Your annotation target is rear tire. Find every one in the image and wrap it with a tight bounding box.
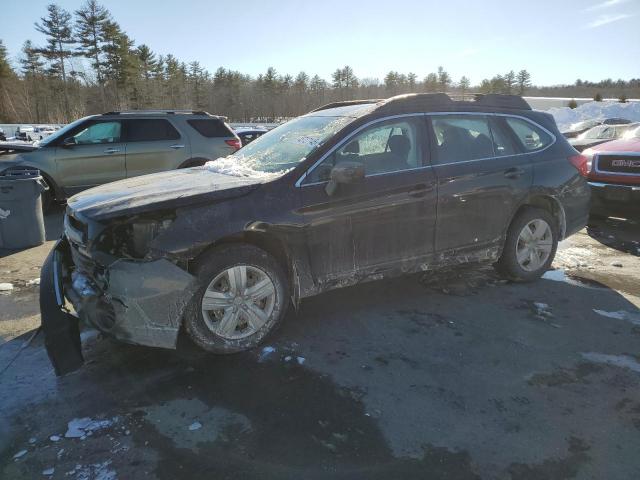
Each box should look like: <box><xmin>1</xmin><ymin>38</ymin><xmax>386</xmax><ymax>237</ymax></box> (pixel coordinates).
<box><xmin>495</xmin><ymin>207</ymin><xmax>558</xmax><ymax>282</ymax></box>
<box><xmin>184</xmin><ymin>244</ymin><xmax>290</xmax><ymax>354</ymax></box>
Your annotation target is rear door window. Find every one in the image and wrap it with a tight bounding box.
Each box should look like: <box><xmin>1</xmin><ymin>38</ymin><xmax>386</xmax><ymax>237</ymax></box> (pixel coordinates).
<box><xmin>187</xmin><ymin>119</ymin><xmax>234</xmax><ymax>138</ymax></box>
<box><xmin>430</xmin><ymin>115</ymin><xmax>495</xmax><ymax>164</ymax></box>
<box><xmin>504</xmin><ymin>117</ymin><xmax>552</xmax><ymax>151</ymax></box>
<box><xmin>125</xmin><ymin>119</ymin><xmax>180</xmax><ymax>142</ymax></box>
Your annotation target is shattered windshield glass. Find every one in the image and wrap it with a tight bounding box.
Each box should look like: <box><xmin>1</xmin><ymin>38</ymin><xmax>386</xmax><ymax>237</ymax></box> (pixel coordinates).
<box><xmin>205</xmin><ymin>114</ymin><xmax>354</xmax><ymax>179</ymax></box>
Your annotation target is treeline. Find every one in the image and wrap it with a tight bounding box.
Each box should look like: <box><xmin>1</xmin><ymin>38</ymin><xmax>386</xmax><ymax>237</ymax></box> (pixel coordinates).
<box><xmin>0</xmin><ymin>1</ymin><xmax>639</xmax><ymax>124</ymax></box>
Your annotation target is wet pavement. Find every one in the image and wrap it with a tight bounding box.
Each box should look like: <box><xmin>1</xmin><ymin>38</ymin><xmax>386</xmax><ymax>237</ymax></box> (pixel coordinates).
<box><xmin>1</xmin><ymin>214</ymin><xmax>639</xmax><ymax>479</ymax></box>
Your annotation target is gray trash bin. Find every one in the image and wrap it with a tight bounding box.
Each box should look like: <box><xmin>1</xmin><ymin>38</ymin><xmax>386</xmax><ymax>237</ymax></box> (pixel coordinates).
<box><xmin>0</xmin><ymin>168</ymin><xmax>47</xmax><ymax>249</ymax></box>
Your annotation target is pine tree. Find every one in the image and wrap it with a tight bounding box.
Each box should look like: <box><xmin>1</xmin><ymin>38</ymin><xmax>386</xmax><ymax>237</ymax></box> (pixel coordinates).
<box><xmin>516</xmin><ymin>70</ymin><xmax>531</xmax><ymax>95</ymax></box>
<box><xmin>437</xmin><ymin>66</ymin><xmax>451</xmax><ymax>92</ymax></box>
<box><xmin>75</xmin><ymin>0</ymin><xmax>111</xmax><ymax>109</ymax></box>
<box><xmin>594</xmin><ymin>92</ymin><xmax>603</xmax><ymax>102</ymax></box>
<box><xmin>0</xmin><ymin>39</ymin><xmax>20</xmax><ymax>122</ymax></box>
<box><xmin>20</xmin><ymin>40</ymin><xmax>47</xmax><ymax>121</ymax></box>
<box><xmin>34</xmin><ymin>4</ymin><xmax>75</xmax><ymax>118</ymax></box>
<box><xmin>504</xmin><ymin>70</ymin><xmax>516</xmax><ymax>94</ymax></box>
<box><xmin>568</xmin><ymin>99</ymin><xmax>578</xmax><ymax>109</ymax></box>
<box><xmin>458</xmin><ymin>76</ymin><xmax>471</xmax><ymax>98</ymax></box>
<box><xmin>423</xmin><ymin>73</ymin><xmax>438</xmax><ymax>92</ymax></box>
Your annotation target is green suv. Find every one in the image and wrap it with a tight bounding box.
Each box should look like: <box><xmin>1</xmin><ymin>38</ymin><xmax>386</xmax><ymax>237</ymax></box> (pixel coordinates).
<box><xmin>0</xmin><ymin>110</ymin><xmax>241</xmax><ymax>206</ymax></box>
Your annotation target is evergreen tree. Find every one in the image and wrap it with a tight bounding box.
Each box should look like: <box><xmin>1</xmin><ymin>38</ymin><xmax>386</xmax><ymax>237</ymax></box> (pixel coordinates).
<box><xmin>568</xmin><ymin>99</ymin><xmax>578</xmax><ymax>109</ymax></box>
<box><xmin>437</xmin><ymin>66</ymin><xmax>451</xmax><ymax>92</ymax></box>
<box><xmin>504</xmin><ymin>70</ymin><xmax>516</xmax><ymax>94</ymax></box>
<box><xmin>458</xmin><ymin>76</ymin><xmax>471</xmax><ymax>98</ymax></box>
<box><xmin>75</xmin><ymin>0</ymin><xmax>111</xmax><ymax>109</ymax></box>
<box><xmin>20</xmin><ymin>40</ymin><xmax>47</xmax><ymax>121</ymax></box>
<box><xmin>423</xmin><ymin>73</ymin><xmax>438</xmax><ymax>92</ymax></box>
<box><xmin>34</xmin><ymin>4</ymin><xmax>75</xmax><ymax>117</ymax></box>
<box><xmin>594</xmin><ymin>92</ymin><xmax>603</xmax><ymax>102</ymax></box>
<box><xmin>516</xmin><ymin>69</ymin><xmax>531</xmax><ymax>95</ymax></box>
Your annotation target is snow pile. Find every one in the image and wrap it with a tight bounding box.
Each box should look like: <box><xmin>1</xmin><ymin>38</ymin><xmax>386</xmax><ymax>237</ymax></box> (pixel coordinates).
<box><xmin>547</xmin><ymin>101</ymin><xmax>640</xmax><ymax>132</ymax></box>
<box><xmin>204</xmin><ymin>157</ymin><xmax>290</xmax><ymax>181</ymax></box>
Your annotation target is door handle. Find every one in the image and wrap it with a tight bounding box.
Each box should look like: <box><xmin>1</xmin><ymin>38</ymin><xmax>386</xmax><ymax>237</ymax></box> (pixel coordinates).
<box><xmin>104</xmin><ymin>148</ymin><xmax>120</xmax><ymax>154</ymax></box>
<box><xmin>169</xmin><ymin>144</ymin><xmax>185</xmax><ymax>150</ymax></box>
<box><xmin>504</xmin><ymin>167</ymin><xmax>526</xmax><ymax>179</ymax></box>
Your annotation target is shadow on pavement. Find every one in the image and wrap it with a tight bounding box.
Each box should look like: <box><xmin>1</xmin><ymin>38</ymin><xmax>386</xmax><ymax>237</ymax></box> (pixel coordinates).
<box><xmin>587</xmin><ymin>216</ymin><xmax>640</xmax><ymax>257</ymax></box>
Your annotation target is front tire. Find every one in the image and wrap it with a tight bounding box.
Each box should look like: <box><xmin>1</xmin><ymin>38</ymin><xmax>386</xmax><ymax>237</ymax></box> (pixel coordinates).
<box><xmin>495</xmin><ymin>207</ymin><xmax>558</xmax><ymax>282</ymax></box>
<box><xmin>184</xmin><ymin>244</ymin><xmax>290</xmax><ymax>354</ymax></box>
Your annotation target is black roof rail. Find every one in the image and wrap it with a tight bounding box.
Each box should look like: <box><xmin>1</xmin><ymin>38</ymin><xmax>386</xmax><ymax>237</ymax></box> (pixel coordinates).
<box><xmin>375</xmin><ymin>92</ymin><xmax>531</xmax><ymax>113</ymax></box>
<box><xmin>101</xmin><ymin>109</ymin><xmax>215</xmax><ymax>116</ymax></box>
<box><xmin>311</xmin><ymin>99</ymin><xmax>381</xmax><ymax>112</ymax></box>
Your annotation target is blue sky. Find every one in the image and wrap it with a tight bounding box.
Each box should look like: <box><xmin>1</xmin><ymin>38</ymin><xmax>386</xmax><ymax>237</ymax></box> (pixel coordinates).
<box><xmin>2</xmin><ymin>0</ymin><xmax>639</xmax><ymax>85</ymax></box>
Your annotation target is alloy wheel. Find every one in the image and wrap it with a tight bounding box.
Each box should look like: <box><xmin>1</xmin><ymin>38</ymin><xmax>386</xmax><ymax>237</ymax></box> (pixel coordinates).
<box><xmin>201</xmin><ymin>265</ymin><xmax>276</xmax><ymax>340</ymax></box>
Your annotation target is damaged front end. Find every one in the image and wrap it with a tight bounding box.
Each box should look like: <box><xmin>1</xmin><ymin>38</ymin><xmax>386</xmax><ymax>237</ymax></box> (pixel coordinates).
<box><xmin>40</xmin><ymin>209</ymin><xmax>197</xmax><ymax>376</ymax></box>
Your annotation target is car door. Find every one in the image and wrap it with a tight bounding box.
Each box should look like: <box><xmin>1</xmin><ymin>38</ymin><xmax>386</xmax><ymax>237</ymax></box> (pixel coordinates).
<box><xmin>299</xmin><ymin>116</ymin><xmax>437</xmax><ymax>281</ymax></box>
<box><xmin>428</xmin><ymin>113</ymin><xmax>533</xmax><ymax>253</ymax></box>
<box><xmin>123</xmin><ymin>118</ymin><xmax>190</xmax><ymax>177</ymax></box>
<box><xmin>54</xmin><ymin>119</ymin><xmax>125</xmax><ymax>194</ymax></box>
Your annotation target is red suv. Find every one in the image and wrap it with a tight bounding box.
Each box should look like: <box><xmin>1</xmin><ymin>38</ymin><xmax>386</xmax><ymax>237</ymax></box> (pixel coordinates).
<box><xmin>585</xmin><ymin>136</ymin><xmax>640</xmax><ymax>219</ymax></box>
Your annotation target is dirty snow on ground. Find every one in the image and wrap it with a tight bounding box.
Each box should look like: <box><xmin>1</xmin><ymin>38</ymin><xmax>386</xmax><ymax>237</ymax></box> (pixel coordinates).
<box><xmin>0</xmin><ymin>282</ymin><xmax>14</xmax><ymax>292</ymax></box>
<box><xmin>67</xmin><ymin>460</ymin><xmax>117</xmax><ymax>480</ymax></box>
<box><xmin>593</xmin><ymin>309</ymin><xmax>640</xmax><ymax>326</ymax></box>
<box><xmin>582</xmin><ymin>352</ymin><xmax>640</xmax><ymax>373</ymax></box>
<box><xmin>547</xmin><ymin>101</ymin><xmax>640</xmax><ymax>132</ymax></box>
<box><xmin>65</xmin><ymin>417</ymin><xmax>118</xmax><ymax>439</ymax></box>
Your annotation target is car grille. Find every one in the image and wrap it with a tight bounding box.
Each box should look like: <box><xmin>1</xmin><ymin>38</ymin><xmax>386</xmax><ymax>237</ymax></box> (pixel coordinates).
<box><xmin>596</xmin><ymin>154</ymin><xmax>640</xmax><ymax>175</ymax></box>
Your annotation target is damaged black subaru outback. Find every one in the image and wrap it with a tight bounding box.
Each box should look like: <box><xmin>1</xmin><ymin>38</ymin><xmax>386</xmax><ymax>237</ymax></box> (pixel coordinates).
<box><xmin>41</xmin><ymin>94</ymin><xmax>591</xmax><ymax>375</ymax></box>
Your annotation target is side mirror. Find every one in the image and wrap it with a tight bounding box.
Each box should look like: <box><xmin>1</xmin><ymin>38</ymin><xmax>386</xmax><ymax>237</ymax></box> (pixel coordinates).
<box><xmin>325</xmin><ymin>161</ymin><xmax>365</xmax><ymax>196</ymax></box>
<box><xmin>61</xmin><ymin>137</ymin><xmax>76</xmax><ymax>148</ymax></box>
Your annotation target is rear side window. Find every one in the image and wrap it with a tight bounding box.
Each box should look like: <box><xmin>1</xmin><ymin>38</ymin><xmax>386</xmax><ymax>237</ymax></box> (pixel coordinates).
<box><xmin>187</xmin><ymin>119</ymin><xmax>234</xmax><ymax>138</ymax></box>
<box><xmin>504</xmin><ymin>117</ymin><xmax>552</xmax><ymax>151</ymax></box>
<box><xmin>125</xmin><ymin>119</ymin><xmax>180</xmax><ymax>142</ymax></box>
<box><xmin>430</xmin><ymin>115</ymin><xmax>496</xmax><ymax>164</ymax></box>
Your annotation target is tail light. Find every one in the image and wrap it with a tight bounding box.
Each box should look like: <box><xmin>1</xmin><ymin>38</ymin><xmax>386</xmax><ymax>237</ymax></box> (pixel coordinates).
<box><xmin>568</xmin><ymin>154</ymin><xmax>591</xmax><ymax>177</ymax></box>
<box><xmin>225</xmin><ymin>139</ymin><xmax>241</xmax><ymax>150</ymax></box>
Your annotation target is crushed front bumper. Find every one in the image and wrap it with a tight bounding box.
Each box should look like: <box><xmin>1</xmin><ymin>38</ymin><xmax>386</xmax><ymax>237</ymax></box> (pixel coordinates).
<box><xmin>40</xmin><ymin>238</ymin><xmax>197</xmax><ymax>376</ymax></box>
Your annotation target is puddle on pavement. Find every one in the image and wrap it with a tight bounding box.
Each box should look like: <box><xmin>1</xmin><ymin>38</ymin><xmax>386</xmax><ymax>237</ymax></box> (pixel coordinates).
<box><xmin>542</xmin><ymin>269</ymin><xmax>607</xmax><ymax>289</ymax></box>
<box><xmin>2</xmin><ymin>338</ymin><xmax>482</xmax><ymax>480</ymax></box>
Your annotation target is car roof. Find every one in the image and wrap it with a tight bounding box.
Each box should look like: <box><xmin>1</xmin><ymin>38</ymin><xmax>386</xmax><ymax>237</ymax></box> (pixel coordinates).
<box><xmin>308</xmin><ymin>93</ymin><xmax>533</xmax><ymax>119</ymax></box>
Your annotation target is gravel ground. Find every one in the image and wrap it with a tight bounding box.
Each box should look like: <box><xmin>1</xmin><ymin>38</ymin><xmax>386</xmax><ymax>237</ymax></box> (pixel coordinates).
<box><xmin>0</xmin><ymin>210</ymin><xmax>639</xmax><ymax>480</ymax></box>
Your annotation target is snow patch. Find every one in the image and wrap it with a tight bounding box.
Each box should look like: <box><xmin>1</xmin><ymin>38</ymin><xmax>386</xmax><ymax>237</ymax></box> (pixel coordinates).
<box><xmin>42</xmin><ymin>467</ymin><xmax>54</xmax><ymax>476</ymax></box>
<box><xmin>0</xmin><ymin>283</ymin><xmax>14</xmax><ymax>291</ymax></box>
<box><xmin>69</xmin><ymin>460</ymin><xmax>117</xmax><ymax>480</ymax></box>
<box><xmin>204</xmin><ymin>157</ymin><xmax>289</xmax><ymax>180</ymax></box>
<box><xmin>582</xmin><ymin>352</ymin><xmax>640</xmax><ymax>373</ymax></box>
<box><xmin>13</xmin><ymin>449</ymin><xmax>27</xmax><ymax>460</ymax></box>
<box><xmin>27</xmin><ymin>278</ymin><xmax>40</xmax><ymax>286</ymax></box>
<box><xmin>65</xmin><ymin>416</ymin><xmax>117</xmax><ymax>438</ymax></box>
<box><xmin>258</xmin><ymin>345</ymin><xmax>276</xmax><ymax>362</ymax></box>
<box><xmin>593</xmin><ymin>309</ymin><xmax>640</xmax><ymax>326</ymax></box>
<box><xmin>547</xmin><ymin>101</ymin><xmax>640</xmax><ymax>132</ymax></box>
<box><xmin>0</xmin><ymin>208</ymin><xmax>10</xmax><ymax>220</ymax></box>
<box><xmin>296</xmin><ymin>356</ymin><xmax>306</xmax><ymax>365</ymax></box>
<box><xmin>188</xmin><ymin>421</ymin><xmax>202</xmax><ymax>431</ymax></box>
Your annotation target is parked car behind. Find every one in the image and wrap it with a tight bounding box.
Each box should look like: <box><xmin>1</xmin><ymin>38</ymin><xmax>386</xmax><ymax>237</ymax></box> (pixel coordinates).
<box><xmin>40</xmin><ymin>93</ymin><xmax>591</xmax><ymax>375</ymax></box>
<box><xmin>584</xmin><ymin>138</ymin><xmax>640</xmax><ymax>219</ymax></box>
<box><xmin>235</xmin><ymin>127</ymin><xmax>268</xmax><ymax>146</ymax></box>
<box><xmin>0</xmin><ymin>127</ymin><xmax>5</xmax><ymax>142</ymax></box>
<box><xmin>569</xmin><ymin>122</ymin><xmax>639</xmax><ymax>152</ymax></box>
<box><xmin>0</xmin><ymin>110</ymin><xmax>240</xmax><ymax>207</ymax></box>
<box><xmin>562</xmin><ymin>118</ymin><xmax>632</xmax><ymax>139</ymax></box>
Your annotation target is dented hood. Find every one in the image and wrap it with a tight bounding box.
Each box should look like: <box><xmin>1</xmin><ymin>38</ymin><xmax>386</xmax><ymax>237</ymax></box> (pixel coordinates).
<box><xmin>67</xmin><ymin>167</ymin><xmax>262</xmax><ymax>221</ymax></box>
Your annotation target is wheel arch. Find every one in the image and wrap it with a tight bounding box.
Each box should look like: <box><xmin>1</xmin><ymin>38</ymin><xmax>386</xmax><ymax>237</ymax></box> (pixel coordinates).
<box><xmin>188</xmin><ymin>227</ymin><xmax>307</xmax><ymax>309</ymax></box>
<box><xmin>510</xmin><ymin>194</ymin><xmax>567</xmax><ymax>240</ymax></box>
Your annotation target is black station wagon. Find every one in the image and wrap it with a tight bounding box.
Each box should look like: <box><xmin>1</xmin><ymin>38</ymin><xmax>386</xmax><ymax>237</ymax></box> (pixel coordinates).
<box><xmin>41</xmin><ymin>93</ymin><xmax>591</xmax><ymax>375</ymax></box>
